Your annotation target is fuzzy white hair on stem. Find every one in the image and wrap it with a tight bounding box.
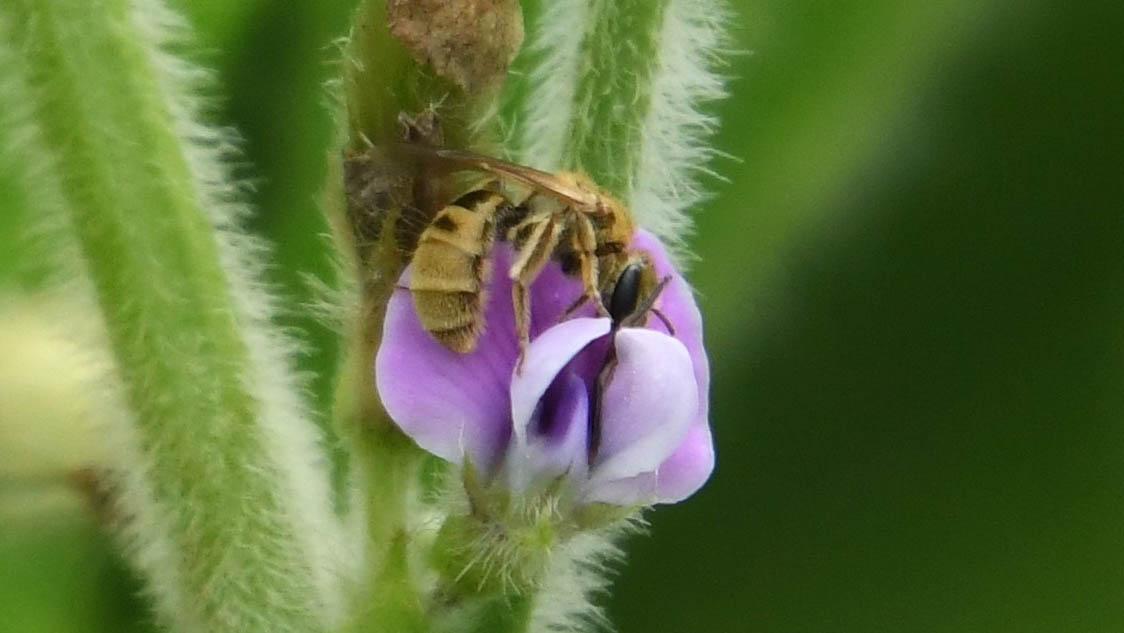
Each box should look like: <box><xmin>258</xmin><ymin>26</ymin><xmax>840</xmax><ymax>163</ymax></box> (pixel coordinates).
<box><xmin>517</xmin><ymin>0</ymin><xmax>591</xmax><ymax>173</ymax></box>
<box><xmin>0</xmin><ymin>0</ymin><xmax>350</xmax><ymax>631</ymax></box>
<box><xmin>528</xmin><ymin>520</ymin><xmax>642</xmax><ymax>633</ymax></box>
<box><xmin>629</xmin><ymin>0</ymin><xmax>732</xmax><ymax>255</ymax></box>
<box><xmin>129</xmin><ymin>1</ymin><xmax>353</xmax><ymax>626</ymax></box>
<box><xmin>518</xmin><ymin>0</ymin><xmax>731</xmax><ymax>261</ymax></box>
<box><xmin>0</xmin><ymin>11</ymin><xmax>202</xmax><ymax>629</ymax></box>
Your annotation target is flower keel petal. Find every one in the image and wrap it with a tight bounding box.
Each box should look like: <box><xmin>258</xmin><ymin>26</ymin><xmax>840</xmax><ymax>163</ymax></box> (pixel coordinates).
<box><xmin>509</xmin><ymin>371</ymin><xmax>590</xmax><ymax>491</ymax></box>
<box><xmin>509</xmin><ymin>317</ymin><xmax>611</xmax><ymax>441</ymax></box>
<box><xmin>588</xmin><ymin>328</ymin><xmax>697</xmax><ymax>486</ymax></box>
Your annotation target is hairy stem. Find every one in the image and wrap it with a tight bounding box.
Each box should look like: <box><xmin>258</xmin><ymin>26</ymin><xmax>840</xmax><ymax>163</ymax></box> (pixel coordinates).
<box><xmin>331</xmin><ymin>1</ymin><xmax>527</xmax><ymax>629</ymax></box>
<box><xmin>518</xmin><ymin>0</ymin><xmax>667</xmax><ymax>187</ymax></box>
<box><xmin>518</xmin><ymin>0</ymin><xmax>729</xmax><ymax>252</ymax></box>
<box><xmin>0</xmin><ymin>1</ymin><xmax>341</xmax><ymax>631</ymax></box>
<box><xmin>433</xmin><ymin>593</ymin><xmax>535</xmax><ymax>633</ymax></box>
<box><xmin>428</xmin><ymin>511</ymin><xmax>546</xmax><ymax>633</ymax></box>
<box><xmin>566</xmin><ymin>0</ymin><xmax>669</xmax><ymax>196</ymax></box>
<box><xmin>333</xmin><ymin>1</ymin><xmax>519</xmax><ymax>630</ymax></box>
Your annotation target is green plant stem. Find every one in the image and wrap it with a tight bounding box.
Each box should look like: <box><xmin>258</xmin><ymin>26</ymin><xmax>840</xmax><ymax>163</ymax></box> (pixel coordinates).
<box><xmin>561</xmin><ymin>0</ymin><xmax>668</xmax><ymax>196</ymax></box>
<box><xmin>328</xmin><ymin>269</ymin><xmax>428</xmax><ymax>632</ymax></box>
<box><xmin>344</xmin><ymin>0</ymin><xmax>488</xmax><ymax>153</ymax></box>
<box><xmin>332</xmin><ymin>2</ymin><xmax>533</xmax><ymax>631</ymax></box>
<box><xmin>1</xmin><ymin>1</ymin><xmax>336</xmax><ymax>631</ymax></box>
<box><xmin>365</xmin><ymin>532</ymin><xmax>430</xmax><ymax>633</ymax></box>
<box><xmin>344</xmin><ymin>0</ymin><xmax>413</xmax><ymax>150</ymax></box>
<box><xmin>517</xmin><ymin>0</ymin><xmax>669</xmax><ymax>197</ymax></box>
<box><xmin>432</xmin><ymin>592</ymin><xmax>535</xmax><ymax>633</ymax></box>
<box><xmin>332</xmin><ymin>2</ymin><xmax>498</xmax><ymax>629</ymax></box>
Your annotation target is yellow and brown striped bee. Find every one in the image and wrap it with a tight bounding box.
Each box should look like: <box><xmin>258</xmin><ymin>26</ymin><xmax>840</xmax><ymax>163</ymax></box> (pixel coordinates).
<box><xmin>408</xmin><ymin>187</ymin><xmax>516</xmax><ymax>353</ymax></box>
<box><xmin>371</xmin><ymin>140</ymin><xmax>671</xmax><ymax>359</ymax></box>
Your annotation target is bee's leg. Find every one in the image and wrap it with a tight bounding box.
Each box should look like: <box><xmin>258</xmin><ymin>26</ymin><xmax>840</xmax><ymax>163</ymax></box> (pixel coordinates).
<box><xmin>512</xmin><ymin>280</ymin><xmax>532</xmax><ymax>371</ymax></box>
<box><xmin>561</xmin><ymin>293</ymin><xmax>590</xmax><ymax>319</ymax></box>
<box><xmin>507</xmin><ymin>217</ymin><xmax>552</xmax><ymax>279</ymax></box>
<box><xmin>575</xmin><ymin>214</ymin><xmax>608</xmax><ymax>316</ymax></box>
<box><xmin>506</xmin><ymin>192</ymin><xmax>562</xmax><ymax>243</ymax></box>
<box><xmin>510</xmin><ymin>218</ymin><xmax>563</xmax><ymax>371</ymax></box>
<box><xmin>505</xmin><ymin>209</ymin><xmax>549</xmax><ymax>245</ymax></box>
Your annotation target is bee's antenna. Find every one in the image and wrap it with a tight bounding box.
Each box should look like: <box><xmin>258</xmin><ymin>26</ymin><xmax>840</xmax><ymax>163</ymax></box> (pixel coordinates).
<box><xmin>651</xmin><ymin>308</ymin><xmax>676</xmax><ymax>335</ymax></box>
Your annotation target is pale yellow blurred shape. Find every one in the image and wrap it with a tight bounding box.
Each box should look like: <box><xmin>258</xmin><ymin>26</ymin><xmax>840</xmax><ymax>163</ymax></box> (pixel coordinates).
<box><xmin>0</xmin><ymin>299</ymin><xmax>112</xmax><ymax>481</ymax></box>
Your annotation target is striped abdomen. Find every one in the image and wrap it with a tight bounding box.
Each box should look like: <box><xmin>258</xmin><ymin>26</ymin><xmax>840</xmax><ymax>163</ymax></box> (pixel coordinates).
<box><xmin>410</xmin><ymin>190</ymin><xmax>507</xmax><ymax>353</ymax></box>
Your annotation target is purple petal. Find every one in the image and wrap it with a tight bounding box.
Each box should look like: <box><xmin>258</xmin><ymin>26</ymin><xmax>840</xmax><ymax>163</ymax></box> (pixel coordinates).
<box><xmin>509</xmin><ymin>318</ymin><xmax>611</xmax><ymax>443</ymax></box>
<box><xmin>584</xmin><ymin>428</ymin><xmax>715</xmax><ymax>506</ymax></box>
<box><xmin>508</xmin><ymin>371</ymin><xmax>590</xmax><ymax>491</ymax></box>
<box><xmin>632</xmin><ymin>231</ymin><xmax>708</xmax><ymax>407</ymax></box>
<box><xmin>526</xmin><ymin>253</ymin><xmax>599</xmax><ymax>333</ymax></box>
<box><xmin>632</xmin><ymin>231</ymin><xmax>713</xmax><ymax>500</ymax></box>
<box><xmin>655</xmin><ymin>424</ymin><xmax>715</xmax><ymax>503</ymax></box>
<box><xmin>507</xmin><ymin>318</ymin><xmax>608</xmax><ymax>491</ymax></box>
<box><xmin>587</xmin><ymin>328</ymin><xmax>697</xmax><ymax>487</ymax></box>
<box><xmin>583</xmin><ymin>472</ymin><xmax>657</xmax><ymax>506</ymax></box>
<box><xmin>375</xmin><ymin>256</ymin><xmax>518</xmax><ymax>474</ymax></box>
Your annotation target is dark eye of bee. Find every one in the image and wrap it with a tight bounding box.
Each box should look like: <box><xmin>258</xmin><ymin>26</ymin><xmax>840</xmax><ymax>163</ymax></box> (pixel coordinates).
<box><xmin>609</xmin><ymin>263</ymin><xmax>643</xmax><ymax>324</ymax></box>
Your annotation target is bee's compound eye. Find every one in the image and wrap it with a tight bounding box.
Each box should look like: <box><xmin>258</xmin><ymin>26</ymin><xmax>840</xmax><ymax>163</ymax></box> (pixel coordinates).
<box><xmin>609</xmin><ymin>264</ymin><xmax>643</xmax><ymax>324</ymax></box>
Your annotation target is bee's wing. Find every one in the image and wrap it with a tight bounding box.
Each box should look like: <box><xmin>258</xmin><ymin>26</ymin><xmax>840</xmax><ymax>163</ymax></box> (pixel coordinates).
<box><xmin>392</xmin><ymin>144</ymin><xmax>599</xmax><ymax>207</ymax></box>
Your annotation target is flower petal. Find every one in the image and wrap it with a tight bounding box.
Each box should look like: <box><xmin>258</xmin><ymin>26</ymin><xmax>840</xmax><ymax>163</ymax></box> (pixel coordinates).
<box><xmin>510</xmin><ymin>317</ymin><xmax>611</xmax><ymax>442</ymax></box>
<box><xmin>655</xmin><ymin>424</ymin><xmax>715</xmax><ymax>503</ymax></box>
<box><xmin>587</xmin><ymin>328</ymin><xmax>697</xmax><ymax>487</ymax></box>
<box><xmin>633</xmin><ymin>230</ymin><xmax>714</xmax><ymax>500</ymax></box>
<box><xmin>586</xmin><ymin>425</ymin><xmax>715</xmax><ymax>506</ymax></box>
<box><xmin>508</xmin><ymin>371</ymin><xmax>590</xmax><ymax>491</ymax></box>
<box><xmin>375</xmin><ymin>262</ymin><xmax>518</xmax><ymax>474</ymax></box>
<box><xmin>583</xmin><ymin>472</ymin><xmax>657</xmax><ymax>506</ymax></box>
<box><xmin>527</xmin><ymin>253</ymin><xmax>599</xmax><ymax>331</ymax></box>
<box><xmin>632</xmin><ymin>231</ymin><xmax>708</xmax><ymax>409</ymax></box>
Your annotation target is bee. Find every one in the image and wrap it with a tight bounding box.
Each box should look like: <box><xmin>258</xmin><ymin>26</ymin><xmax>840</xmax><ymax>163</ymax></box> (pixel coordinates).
<box><xmin>389</xmin><ymin>143</ymin><xmax>675</xmax><ymax>358</ymax></box>
<box><xmin>408</xmin><ymin>187</ymin><xmax>518</xmax><ymax>353</ymax></box>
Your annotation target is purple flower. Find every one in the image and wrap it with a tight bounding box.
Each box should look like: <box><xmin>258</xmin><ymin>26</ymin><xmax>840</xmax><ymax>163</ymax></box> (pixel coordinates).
<box><xmin>375</xmin><ymin>231</ymin><xmax>713</xmax><ymax>507</ymax></box>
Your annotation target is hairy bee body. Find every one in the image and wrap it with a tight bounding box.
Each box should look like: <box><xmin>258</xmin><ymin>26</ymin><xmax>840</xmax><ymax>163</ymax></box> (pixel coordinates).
<box><xmin>410</xmin><ymin>189</ymin><xmax>515</xmax><ymax>353</ymax></box>
<box><xmin>373</xmin><ymin>140</ymin><xmax>669</xmax><ymax>358</ymax></box>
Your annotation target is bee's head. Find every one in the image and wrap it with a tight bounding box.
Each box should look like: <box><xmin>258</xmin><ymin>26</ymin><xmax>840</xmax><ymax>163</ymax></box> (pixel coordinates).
<box><xmin>605</xmin><ymin>253</ymin><xmax>666</xmax><ymax>329</ymax></box>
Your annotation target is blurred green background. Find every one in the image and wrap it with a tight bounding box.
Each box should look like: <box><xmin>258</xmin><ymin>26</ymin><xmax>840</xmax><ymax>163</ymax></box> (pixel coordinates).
<box><xmin>4</xmin><ymin>1</ymin><xmax>1124</xmax><ymax>631</ymax></box>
